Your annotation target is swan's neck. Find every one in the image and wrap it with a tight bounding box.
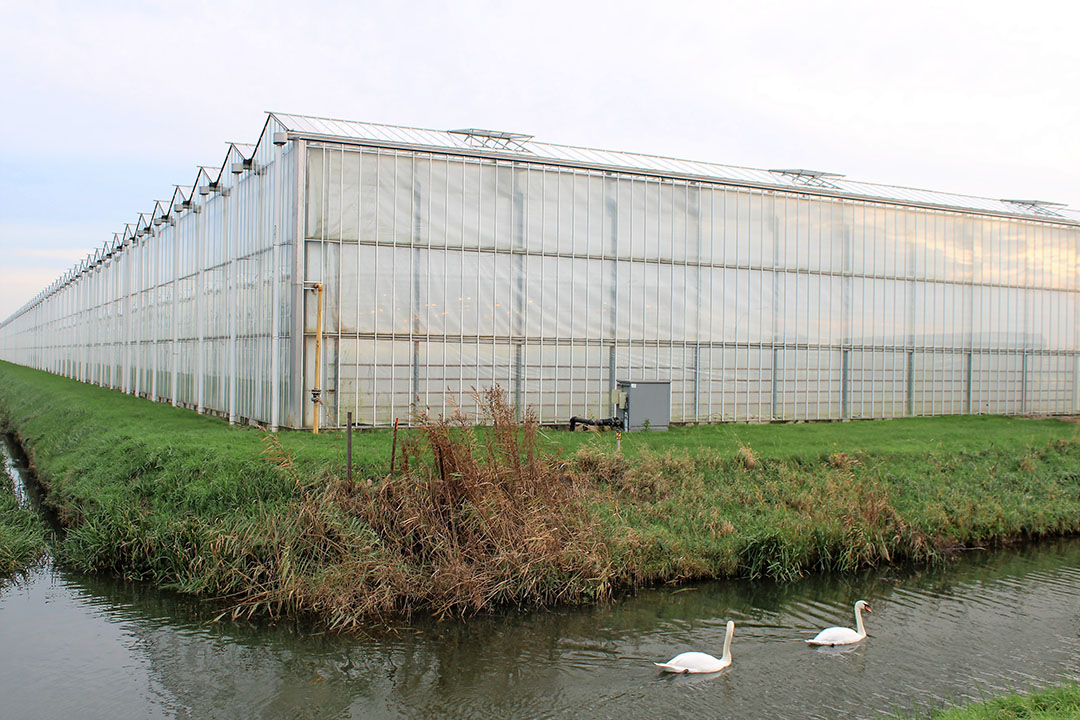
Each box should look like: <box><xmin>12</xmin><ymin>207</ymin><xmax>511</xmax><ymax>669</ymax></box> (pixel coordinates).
<box><xmin>720</xmin><ymin>624</ymin><xmax>734</xmax><ymax>662</ymax></box>
<box><xmin>854</xmin><ymin>606</ymin><xmax>866</xmax><ymax>636</ymax></box>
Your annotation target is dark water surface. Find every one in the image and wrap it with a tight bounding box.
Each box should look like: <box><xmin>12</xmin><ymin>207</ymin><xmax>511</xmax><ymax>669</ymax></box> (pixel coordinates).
<box><xmin>2</xmin><ymin>436</ymin><xmax>1079</xmax><ymax>720</ymax></box>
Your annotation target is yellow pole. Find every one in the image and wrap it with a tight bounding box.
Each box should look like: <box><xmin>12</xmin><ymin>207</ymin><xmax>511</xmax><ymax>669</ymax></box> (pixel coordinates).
<box><xmin>312</xmin><ymin>282</ymin><xmax>324</xmax><ymax>434</ymax></box>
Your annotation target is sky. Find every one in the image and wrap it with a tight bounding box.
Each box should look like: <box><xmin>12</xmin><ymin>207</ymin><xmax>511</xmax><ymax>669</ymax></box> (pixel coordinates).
<box><xmin>2</xmin><ymin>0</ymin><xmax>1079</xmax><ymax>321</ymax></box>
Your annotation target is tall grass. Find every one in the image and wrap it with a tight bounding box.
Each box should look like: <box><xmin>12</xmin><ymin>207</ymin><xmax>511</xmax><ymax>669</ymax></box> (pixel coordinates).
<box><xmin>907</xmin><ymin>683</ymin><xmax>1080</xmax><ymax>719</ymax></box>
<box><xmin>232</xmin><ymin>388</ymin><xmax>613</xmax><ymax>626</ymax></box>
<box><xmin>0</xmin><ymin>457</ymin><xmax>47</xmax><ymax>577</ymax></box>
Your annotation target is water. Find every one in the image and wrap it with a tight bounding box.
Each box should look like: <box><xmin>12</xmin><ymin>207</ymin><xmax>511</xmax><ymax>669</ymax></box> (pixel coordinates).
<box><xmin>2</xmin><ymin>435</ymin><xmax>1079</xmax><ymax>720</ymax></box>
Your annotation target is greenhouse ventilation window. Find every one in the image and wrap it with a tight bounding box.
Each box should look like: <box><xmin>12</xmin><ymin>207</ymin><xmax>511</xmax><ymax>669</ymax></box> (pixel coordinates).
<box><xmin>769</xmin><ymin>168</ymin><xmax>845</xmax><ymax>189</ymax></box>
<box><xmin>1000</xmin><ymin>199</ymin><xmax>1068</xmax><ymax>218</ymax></box>
<box><xmin>448</xmin><ymin>128</ymin><xmax>534</xmax><ymax>152</ymax></box>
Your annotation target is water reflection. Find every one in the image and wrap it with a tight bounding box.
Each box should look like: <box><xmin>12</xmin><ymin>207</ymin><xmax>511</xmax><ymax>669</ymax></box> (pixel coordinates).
<box><xmin>2</xmin><ymin>435</ymin><xmax>1079</xmax><ymax>719</ymax></box>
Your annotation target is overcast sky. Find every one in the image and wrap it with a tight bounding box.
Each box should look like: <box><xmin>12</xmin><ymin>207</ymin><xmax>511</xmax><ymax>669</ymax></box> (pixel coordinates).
<box><xmin>2</xmin><ymin>0</ymin><xmax>1079</xmax><ymax>320</ymax></box>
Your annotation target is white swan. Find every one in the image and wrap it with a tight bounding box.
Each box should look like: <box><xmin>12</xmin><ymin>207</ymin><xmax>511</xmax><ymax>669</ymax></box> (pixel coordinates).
<box><xmin>806</xmin><ymin>600</ymin><xmax>872</xmax><ymax>646</ymax></box>
<box><xmin>655</xmin><ymin>620</ymin><xmax>735</xmax><ymax>673</ymax></box>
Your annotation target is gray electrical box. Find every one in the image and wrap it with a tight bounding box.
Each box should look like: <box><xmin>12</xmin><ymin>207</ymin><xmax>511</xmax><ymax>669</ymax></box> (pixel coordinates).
<box><xmin>615</xmin><ymin>380</ymin><xmax>671</xmax><ymax>431</ymax></box>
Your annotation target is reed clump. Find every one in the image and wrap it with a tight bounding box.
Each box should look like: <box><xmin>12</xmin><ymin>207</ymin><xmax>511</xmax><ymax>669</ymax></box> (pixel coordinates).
<box><xmin>228</xmin><ymin>388</ymin><xmax>613</xmax><ymax>626</ymax></box>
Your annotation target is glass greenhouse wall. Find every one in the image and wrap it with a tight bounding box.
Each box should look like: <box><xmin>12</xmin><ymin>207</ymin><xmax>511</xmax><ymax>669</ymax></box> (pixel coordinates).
<box><xmin>3</xmin><ymin>113</ymin><xmax>1079</xmax><ymax>429</ymax></box>
<box><xmin>0</xmin><ymin>125</ymin><xmax>300</xmax><ymax>429</ymax></box>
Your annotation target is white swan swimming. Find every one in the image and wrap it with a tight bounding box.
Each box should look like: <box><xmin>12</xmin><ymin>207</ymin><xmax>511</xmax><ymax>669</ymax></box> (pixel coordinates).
<box><xmin>806</xmin><ymin>600</ymin><xmax>872</xmax><ymax>646</ymax></box>
<box><xmin>655</xmin><ymin>620</ymin><xmax>735</xmax><ymax>673</ymax></box>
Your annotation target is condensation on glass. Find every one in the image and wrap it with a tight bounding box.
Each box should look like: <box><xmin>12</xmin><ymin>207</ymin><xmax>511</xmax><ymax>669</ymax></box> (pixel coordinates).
<box><xmin>2</xmin><ymin>114</ymin><xmax>1079</xmax><ymax>429</ymax></box>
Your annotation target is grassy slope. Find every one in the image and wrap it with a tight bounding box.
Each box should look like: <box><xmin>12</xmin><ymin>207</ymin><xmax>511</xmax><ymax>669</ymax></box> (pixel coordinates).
<box><xmin>914</xmin><ymin>684</ymin><xmax>1080</xmax><ymax>719</ymax></box>
<box><xmin>0</xmin><ymin>455</ymin><xmax>46</xmax><ymax>577</ymax></box>
<box><xmin>1</xmin><ymin>360</ymin><xmax>1079</xmax><ymax>624</ymax></box>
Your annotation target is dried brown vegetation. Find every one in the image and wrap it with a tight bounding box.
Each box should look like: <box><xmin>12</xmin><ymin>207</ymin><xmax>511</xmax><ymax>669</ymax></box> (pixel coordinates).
<box><xmin>235</xmin><ymin>388</ymin><xmax>613</xmax><ymax>627</ymax></box>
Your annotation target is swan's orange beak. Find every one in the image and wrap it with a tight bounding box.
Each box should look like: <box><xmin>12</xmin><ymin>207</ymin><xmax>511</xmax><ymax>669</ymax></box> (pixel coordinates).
<box><xmin>865</xmin><ymin>605</ymin><xmax>873</xmax><ymax>613</ymax></box>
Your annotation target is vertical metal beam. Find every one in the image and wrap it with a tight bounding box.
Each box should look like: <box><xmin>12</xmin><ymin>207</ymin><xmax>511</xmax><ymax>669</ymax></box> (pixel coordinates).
<box><xmin>413</xmin><ymin>179</ymin><xmax>423</xmax><ymax>413</ymax></box>
<box><xmin>841</xmin><ymin>348</ymin><xmax>850</xmax><ymax>419</ymax></box>
<box><xmin>270</xmin><ymin>197</ymin><xmax>282</xmax><ymax>431</ymax></box>
<box><xmin>606</xmin><ymin>189</ymin><xmax>618</xmax><ymax>416</ymax></box>
<box><xmin>906</xmin><ymin>350</ymin><xmax>915</xmax><ymax>416</ymax></box>
<box><xmin>964</xmin><ymin>351</ymin><xmax>973</xmax><ymax>415</ymax></box>
<box><xmin>1021</xmin><ymin>352</ymin><xmax>1029</xmax><ymax>414</ymax></box>
<box><xmin>772</xmin><ymin>346</ymin><xmax>779</xmax><ymax>420</ymax></box>
<box><xmin>171</xmin><ymin>210</ymin><xmax>181</xmax><ymax>407</ymax></box>
<box><xmin>291</xmin><ymin>139</ymin><xmax>308</xmax><ymax>429</ymax></box>
<box><xmin>195</xmin><ymin>199</ymin><xmax>205</xmax><ymax>414</ymax></box>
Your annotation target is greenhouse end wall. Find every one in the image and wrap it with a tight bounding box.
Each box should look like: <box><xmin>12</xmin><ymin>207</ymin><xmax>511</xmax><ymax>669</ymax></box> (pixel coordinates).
<box><xmin>302</xmin><ymin>142</ymin><xmax>1080</xmax><ymax>427</ymax></box>
<box><xmin>0</xmin><ymin>127</ymin><xmax>301</xmax><ymax>429</ymax></box>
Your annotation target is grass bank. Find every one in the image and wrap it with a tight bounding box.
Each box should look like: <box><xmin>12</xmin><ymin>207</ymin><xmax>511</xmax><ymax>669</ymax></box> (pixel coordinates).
<box><xmin>1</xmin><ymin>361</ymin><xmax>1080</xmax><ymax>626</ymax></box>
<box><xmin>0</xmin><ymin>448</ymin><xmax>47</xmax><ymax>577</ymax></box>
<box><xmin>910</xmin><ymin>683</ymin><xmax>1080</xmax><ymax>719</ymax></box>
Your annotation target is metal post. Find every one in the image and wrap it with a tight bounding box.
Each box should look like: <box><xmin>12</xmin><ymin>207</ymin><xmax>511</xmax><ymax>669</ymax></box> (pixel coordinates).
<box><xmin>906</xmin><ymin>350</ymin><xmax>915</xmax><ymax>416</ymax></box>
<box><xmin>346</xmin><ymin>411</ymin><xmax>353</xmax><ymax>484</ymax></box>
<box><xmin>841</xmin><ymin>348</ymin><xmax>850</xmax><ymax>419</ymax></box>
<box><xmin>312</xmin><ymin>282</ymin><xmax>324</xmax><ymax>434</ymax></box>
<box><xmin>1021</xmin><ymin>353</ymin><xmax>1029</xmax><ymax>414</ymax></box>
<box><xmin>964</xmin><ymin>351</ymin><xmax>973</xmax><ymax>415</ymax></box>
<box><xmin>390</xmin><ymin>417</ymin><xmax>399</xmax><ymax>478</ymax></box>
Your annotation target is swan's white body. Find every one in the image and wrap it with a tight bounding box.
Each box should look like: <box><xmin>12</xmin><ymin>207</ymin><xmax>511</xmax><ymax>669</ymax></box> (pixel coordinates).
<box><xmin>655</xmin><ymin>620</ymin><xmax>734</xmax><ymax>673</ymax></box>
<box><xmin>807</xmin><ymin>600</ymin><xmax>872</xmax><ymax>646</ymax></box>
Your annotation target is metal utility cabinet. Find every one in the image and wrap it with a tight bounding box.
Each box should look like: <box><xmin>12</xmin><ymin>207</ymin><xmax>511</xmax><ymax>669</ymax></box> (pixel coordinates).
<box><xmin>615</xmin><ymin>380</ymin><xmax>671</xmax><ymax>431</ymax></box>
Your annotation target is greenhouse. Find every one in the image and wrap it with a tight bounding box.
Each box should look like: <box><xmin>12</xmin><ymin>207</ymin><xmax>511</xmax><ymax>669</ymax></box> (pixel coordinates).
<box><xmin>2</xmin><ymin>112</ymin><xmax>1079</xmax><ymax>429</ymax></box>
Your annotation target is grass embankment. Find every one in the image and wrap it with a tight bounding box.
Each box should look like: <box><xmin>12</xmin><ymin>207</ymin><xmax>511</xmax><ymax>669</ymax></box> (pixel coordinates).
<box><xmin>0</xmin><ymin>451</ymin><xmax>47</xmax><ymax>577</ymax></box>
<box><xmin>911</xmin><ymin>683</ymin><xmax>1080</xmax><ymax>719</ymax></box>
<box><xmin>1</xmin><ymin>360</ymin><xmax>1080</xmax><ymax>627</ymax></box>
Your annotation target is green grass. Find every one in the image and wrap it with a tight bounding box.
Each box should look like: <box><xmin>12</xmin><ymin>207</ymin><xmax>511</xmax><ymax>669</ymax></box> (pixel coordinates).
<box><xmin>908</xmin><ymin>683</ymin><xmax>1080</xmax><ymax>719</ymax></box>
<box><xmin>1</xmin><ymin>359</ymin><xmax>1080</xmax><ymax>626</ymax></box>
<box><xmin>0</xmin><ymin>454</ymin><xmax>47</xmax><ymax>577</ymax></box>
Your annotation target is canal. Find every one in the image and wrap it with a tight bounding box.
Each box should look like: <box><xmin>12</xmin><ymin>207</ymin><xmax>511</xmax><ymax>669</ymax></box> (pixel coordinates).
<box><xmin>2</xmin><ymin>435</ymin><xmax>1078</xmax><ymax>719</ymax></box>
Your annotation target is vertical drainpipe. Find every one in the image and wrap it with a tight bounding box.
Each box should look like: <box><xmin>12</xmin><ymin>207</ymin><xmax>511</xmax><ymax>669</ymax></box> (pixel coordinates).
<box><xmin>291</xmin><ymin>138</ymin><xmax>308</xmax><ymax>430</ymax></box>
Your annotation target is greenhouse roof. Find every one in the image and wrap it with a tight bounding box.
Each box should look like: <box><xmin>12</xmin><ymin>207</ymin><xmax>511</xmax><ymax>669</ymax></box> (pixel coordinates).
<box><xmin>270</xmin><ymin>111</ymin><xmax>1079</xmax><ymax>223</ymax></box>
<box><xmin>6</xmin><ymin>111</ymin><xmax>1079</xmax><ymax>326</ymax></box>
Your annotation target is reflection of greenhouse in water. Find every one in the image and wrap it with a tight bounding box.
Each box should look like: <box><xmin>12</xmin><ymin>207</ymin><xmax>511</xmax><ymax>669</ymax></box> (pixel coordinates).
<box><xmin>2</xmin><ymin>112</ymin><xmax>1079</xmax><ymax>429</ymax></box>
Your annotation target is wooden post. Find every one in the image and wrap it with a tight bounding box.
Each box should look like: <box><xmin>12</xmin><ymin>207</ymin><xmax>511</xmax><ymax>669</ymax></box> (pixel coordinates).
<box><xmin>346</xmin><ymin>411</ymin><xmax>353</xmax><ymax>485</ymax></box>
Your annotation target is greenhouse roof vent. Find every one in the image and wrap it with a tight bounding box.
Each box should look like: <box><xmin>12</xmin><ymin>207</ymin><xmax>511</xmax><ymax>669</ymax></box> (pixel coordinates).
<box><xmin>448</xmin><ymin>128</ymin><xmax>533</xmax><ymax>152</ymax></box>
<box><xmin>1000</xmin><ymin>199</ymin><xmax>1067</xmax><ymax>217</ymax></box>
<box><xmin>769</xmin><ymin>168</ymin><xmax>845</xmax><ymax>189</ymax></box>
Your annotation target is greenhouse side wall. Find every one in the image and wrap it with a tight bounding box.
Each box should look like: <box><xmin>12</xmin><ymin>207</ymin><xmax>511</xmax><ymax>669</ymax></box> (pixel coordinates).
<box><xmin>303</xmin><ymin>141</ymin><xmax>1080</xmax><ymax>428</ymax></box>
<box><xmin>0</xmin><ymin>134</ymin><xmax>300</xmax><ymax>429</ymax></box>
